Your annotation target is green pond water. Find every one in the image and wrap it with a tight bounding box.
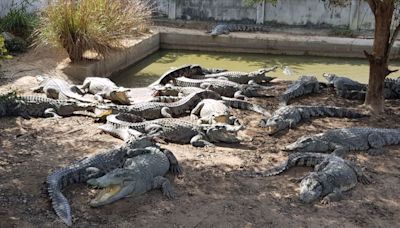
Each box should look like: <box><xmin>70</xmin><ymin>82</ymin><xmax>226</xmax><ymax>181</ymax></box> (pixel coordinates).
<box><xmin>111</xmin><ymin>50</ymin><xmax>400</xmax><ymax>88</ymax></box>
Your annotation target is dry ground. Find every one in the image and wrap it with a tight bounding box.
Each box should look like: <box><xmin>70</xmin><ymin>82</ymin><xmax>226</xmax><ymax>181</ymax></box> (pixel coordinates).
<box><xmin>0</xmin><ymin>47</ymin><xmax>399</xmax><ymax>228</ymax></box>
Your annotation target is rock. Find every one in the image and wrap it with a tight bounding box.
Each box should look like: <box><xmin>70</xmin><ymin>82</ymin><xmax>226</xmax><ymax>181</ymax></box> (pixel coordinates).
<box><xmin>1</xmin><ymin>32</ymin><xmax>27</xmax><ymax>53</ymax></box>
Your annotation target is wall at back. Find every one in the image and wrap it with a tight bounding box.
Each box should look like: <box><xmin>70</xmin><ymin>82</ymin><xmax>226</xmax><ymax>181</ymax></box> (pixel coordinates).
<box><xmin>153</xmin><ymin>0</ymin><xmax>391</xmax><ymax>30</ymax></box>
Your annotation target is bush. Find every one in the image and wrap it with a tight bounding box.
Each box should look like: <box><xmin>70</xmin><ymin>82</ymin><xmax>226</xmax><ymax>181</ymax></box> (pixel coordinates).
<box><xmin>0</xmin><ymin>36</ymin><xmax>12</xmax><ymax>63</ymax></box>
<box><xmin>0</xmin><ymin>0</ymin><xmax>38</xmax><ymax>38</ymax></box>
<box><xmin>34</xmin><ymin>0</ymin><xmax>152</xmax><ymax>63</ymax></box>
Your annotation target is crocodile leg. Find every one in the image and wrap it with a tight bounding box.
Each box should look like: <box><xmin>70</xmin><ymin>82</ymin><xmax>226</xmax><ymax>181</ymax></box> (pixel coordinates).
<box><xmin>152</xmin><ymin>176</ymin><xmax>175</xmax><ymax>199</ymax></box>
<box><xmin>190</xmin><ymin>134</ymin><xmax>215</xmax><ymax>147</ymax></box>
<box><xmin>233</xmin><ymin>91</ymin><xmax>246</xmax><ymax>100</ymax></box>
<box><xmin>367</xmin><ymin>133</ymin><xmax>388</xmax><ymax>155</ymax></box>
<box><xmin>343</xmin><ymin>160</ymin><xmax>371</xmax><ymax>185</ymax></box>
<box><xmin>190</xmin><ymin>102</ymin><xmax>204</xmax><ymax>120</ymax></box>
<box><xmin>162</xmin><ymin>148</ymin><xmax>183</xmax><ymax>176</ymax></box>
<box><xmin>320</xmin><ymin>188</ymin><xmax>343</xmax><ymax>204</ymax></box>
<box><xmin>161</xmin><ymin>107</ymin><xmax>173</xmax><ymax>118</ymax></box>
<box><xmin>44</xmin><ymin>108</ymin><xmax>62</xmax><ymax>118</ymax></box>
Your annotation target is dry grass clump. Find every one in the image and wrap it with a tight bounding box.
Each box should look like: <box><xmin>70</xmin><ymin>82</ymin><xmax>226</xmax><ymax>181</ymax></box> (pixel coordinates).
<box><xmin>34</xmin><ymin>0</ymin><xmax>152</xmax><ymax>62</ymax></box>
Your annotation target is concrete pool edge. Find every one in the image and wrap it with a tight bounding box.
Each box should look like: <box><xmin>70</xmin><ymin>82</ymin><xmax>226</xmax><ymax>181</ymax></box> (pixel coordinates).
<box><xmin>62</xmin><ymin>33</ymin><xmax>160</xmax><ymax>80</ymax></box>
<box><xmin>60</xmin><ymin>27</ymin><xmax>400</xmax><ymax>80</ymax></box>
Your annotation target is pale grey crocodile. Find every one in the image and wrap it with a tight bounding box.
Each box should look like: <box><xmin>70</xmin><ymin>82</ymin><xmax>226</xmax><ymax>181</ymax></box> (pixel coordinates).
<box><xmin>202</xmin><ymin>67</ymin><xmax>277</xmax><ymax>85</ymax></box>
<box><xmin>80</xmin><ymin>77</ymin><xmax>131</xmax><ymax>105</ymax></box>
<box><xmin>173</xmin><ymin>77</ymin><xmax>275</xmax><ymax>99</ymax></box>
<box><xmin>209</xmin><ymin>24</ymin><xmax>270</xmax><ymax>36</ymax></box>
<box><xmin>284</xmin><ymin>127</ymin><xmax>400</xmax><ymax>156</ymax></box>
<box><xmin>280</xmin><ymin>76</ymin><xmax>320</xmax><ymax>105</ymax></box>
<box><xmin>241</xmin><ymin>153</ymin><xmax>370</xmax><ymax>204</ymax></box>
<box><xmin>259</xmin><ymin>105</ymin><xmax>367</xmax><ymax>135</ymax></box>
<box><xmin>191</xmin><ymin>97</ymin><xmax>270</xmax><ymax>125</ymax></box>
<box><xmin>33</xmin><ymin>76</ymin><xmax>95</xmax><ymax>103</ymax></box>
<box><xmin>97</xmin><ymin>90</ymin><xmax>221</xmax><ymax>120</ymax></box>
<box><xmin>0</xmin><ymin>92</ymin><xmax>97</xmax><ymax>118</ymax></box>
<box><xmin>47</xmin><ymin>136</ymin><xmax>156</xmax><ymax>226</ymax></box>
<box><xmin>101</xmin><ymin>117</ymin><xmax>242</xmax><ymax>147</ymax></box>
<box><xmin>87</xmin><ymin>146</ymin><xmax>182</xmax><ymax>207</ymax></box>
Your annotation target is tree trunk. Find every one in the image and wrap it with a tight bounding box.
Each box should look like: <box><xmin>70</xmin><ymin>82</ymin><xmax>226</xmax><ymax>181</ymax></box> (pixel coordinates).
<box><xmin>364</xmin><ymin>1</ymin><xmax>395</xmax><ymax>114</ymax></box>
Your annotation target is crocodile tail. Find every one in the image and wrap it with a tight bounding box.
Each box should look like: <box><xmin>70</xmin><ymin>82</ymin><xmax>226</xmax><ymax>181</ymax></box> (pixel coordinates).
<box><xmin>242</xmin><ymin>153</ymin><xmax>327</xmax><ymax>177</ymax></box>
<box><xmin>99</xmin><ymin>123</ymin><xmax>130</xmax><ymax>141</ymax></box>
<box><xmin>318</xmin><ymin>106</ymin><xmax>367</xmax><ymax>118</ymax></box>
<box><xmin>47</xmin><ymin>169</ymin><xmax>73</xmax><ymax>226</ymax></box>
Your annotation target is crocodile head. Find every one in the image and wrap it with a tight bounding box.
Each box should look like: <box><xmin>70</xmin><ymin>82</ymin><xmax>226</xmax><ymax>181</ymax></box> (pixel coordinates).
<box><xmin>152</xmin><ymin>84</ymin><xmax>179</xmax><ymax>97</ymax></box>
<box><xmin>322</xmin><ymin>73</ymin><xmax>336</xmax><ymax>84</ymax></box>
<box><xmin>259</xmin><ymin>116</ymin><xmax>287</xmax><ymax>135</ymax></box>
<box><xmin>284</xmin><ymin>135</ymin><xmax>330</xmax><ymax>152</ymax></box>
<box><xmin>108</xmin><ymin>88</ymin><xmax>131</xmax><ymax>105</ymax></box>
<box><xmin>210</xmin><ymin>24</ymin><xmax>229</xmax><ymax>36</ymax></box>
<box><xmin>87</xmin><ymin>167</ymin><xmax>137</xmax><ymax>207</ymax></box>
<box><xmin>204</xmin><ymin>124</ymin><xmax>241</xmax><ymax>143</ymax></box>
<box><xmin>299</xmin><ymin>173</ymin><xmax>323</xmax><ymax>203</ymax></box>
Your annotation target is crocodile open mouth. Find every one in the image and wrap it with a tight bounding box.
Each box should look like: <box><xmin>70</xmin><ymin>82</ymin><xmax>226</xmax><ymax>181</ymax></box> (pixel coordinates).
<box><xmin>213</xmin><ymin>115</ymin><xmax>229</xmax><ymax>124</ymax></box>
<box><xmin>90</xmin><ymin>185</ymin><xmax>122</xmax><ymax>207</ymax></box>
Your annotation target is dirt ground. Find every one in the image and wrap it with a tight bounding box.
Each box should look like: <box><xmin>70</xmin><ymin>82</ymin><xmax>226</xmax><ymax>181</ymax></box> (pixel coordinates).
<box><xmin>0</xmin><ymin>46</ymin><xmax>400</xmax><ymax>228</ymax></box>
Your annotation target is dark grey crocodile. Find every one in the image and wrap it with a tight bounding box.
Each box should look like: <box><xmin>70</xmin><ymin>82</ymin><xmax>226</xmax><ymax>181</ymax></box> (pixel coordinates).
<box><xmin>324</xmin><ymin>74</ymin><xmax>400</xmax><ymax>100</ymax></box>
<box><xmin>149</xmin><ymin>64</ymin><xmax>204</xmax><ymax>87</ymax></box>
<box><xmin>284</xmin><ymin>127</ymin><xmax>400</xmax><ymax>156</ymax></box>
<box><xmin>202</xmin><ymin>67</ymin><xmax>277</xmax><ymax>84</ymax></box>
<box><xmin>0</xmin><ymin>92</ymin><xmax>96</xmax><ymax>118</ymax></box>
<box><xmin>80</xmin><ymin>77</ymin><xmax>131</xmax><ymax>105</ymax></box>
<box><xmin>97</xmin><ymin>90</ymin><xmax>221</xmax><ymax>120</ymax></box>
<box><xmin>47</xmin><ymin>137</ymin><xmax>156</xmax><ymax>226</ymax></box>
<box><xmin>173</xmin><ymin>77</ymin><xmax>275</xmax><ymax>99</ymax></box>
<box><xmin>87</xmin><ymin>146</ymin><xmax>182</xmax><ymax>207</ymax></box>
<box><xmin>209</xmin><ymin>24</ymin><xmax>270</xmax><ymax>36</ymax></box>
<box><xmin>101</xmin><ymin>117</ymin><xmax>242</xmax><ymax>147</ymax></box>
<box><xmin>259</xmin><ymin>105</ymin><xmax>367</xmax><ymax>135</ymax></box>
<box><xmin>280</xmin><ymin>76</ymin><xmax>320</xmax><ymax>105</ymax></box>
<box><xmin>241</xmin><ymin>153</ymin><xmax>370</xmax><ymax>203</ymax></box>
<box><xmin>152</xmin><ymin>85</ymin><xmax>205</xmax><ymax>97</ymax></box>
<box><xmin>33</xmin><ymin>76</ymin><xmax>95</xmax><ymax>103</ymax></box>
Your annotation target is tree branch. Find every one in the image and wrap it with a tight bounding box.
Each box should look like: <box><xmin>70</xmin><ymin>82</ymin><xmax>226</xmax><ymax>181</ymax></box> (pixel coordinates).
<box><xmin>387</xmin><ymin>23</ymin><xmax>400</xmax><ymax>59</ymax></box>
<box><xmin>363</xmin><ymin>50</ymin><xmax>374</xmax><ymax>62</ymax></box>
<box><xmin>366</xmin><ymin>0</ymin><xmax>376</xmax><ymax>13</ymax></box>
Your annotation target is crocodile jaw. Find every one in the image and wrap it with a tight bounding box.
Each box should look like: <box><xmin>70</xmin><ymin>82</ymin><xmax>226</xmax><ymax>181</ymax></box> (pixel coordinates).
<box><xmin>89</xmin><ymin>185</ymin><xmax>122</xmax><ymax>207</ymax></box>
<box><xmin>110</xmin><ymin>91</ymin><xmax>131</xmax><ymax>105</ymax></box>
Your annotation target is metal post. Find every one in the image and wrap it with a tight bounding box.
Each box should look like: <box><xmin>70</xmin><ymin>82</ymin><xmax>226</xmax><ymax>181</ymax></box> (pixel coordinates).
<box><xmin>256</xmin><ymin>0</ymin><xmax>265</xmax><ymax>24</ymax></box>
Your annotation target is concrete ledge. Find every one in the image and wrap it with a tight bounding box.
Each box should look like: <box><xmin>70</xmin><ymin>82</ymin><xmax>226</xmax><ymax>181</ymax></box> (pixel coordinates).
<box><xmin>62</xmin><ymin>33</ymin><xmax>160</xmax><ymax>81</ymax></box>
<box><xmin>158</xmin><ymin>27</ymin><xmax>400</xmax><ymax>59</ymax></box>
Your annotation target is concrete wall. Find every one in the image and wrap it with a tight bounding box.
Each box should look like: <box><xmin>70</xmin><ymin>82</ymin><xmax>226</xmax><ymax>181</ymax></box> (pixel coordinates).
<box><xmin>155</xmin><ymin>0</ymin><xmax>388</xmax><ymax>30</ymax></box>
<box><xmin>0</xmin><ymin>0</ymin><xmax>46</xmax><ymax>17</ymax></box>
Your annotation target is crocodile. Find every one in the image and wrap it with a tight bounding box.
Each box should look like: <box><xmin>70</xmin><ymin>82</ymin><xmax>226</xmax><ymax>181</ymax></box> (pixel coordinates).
<box><xmin>97</xmin><ymin>90</ymin><xmax>222</xmax><ymax>120</ymax></box>
<box><xmin>87</xmin><ymin>146</ymin><xmax>182</xmax><ymax>207</ymax></box>
<box><xmin>101</xmin><ymin>117</ymin><xmax>242</xmax><ymax>147</ymax></box>
<box><xmin>241</xmin><ymin>153</ymin><xmax>370</xmax><ymax>204</ymax></box>
<box><xmin>259</xmin><ymin>105</ymin><xmax>367</xmax><ymax>135</ymax></box>
<box><xmin>152</xmin><ymin>85</ymin><xmax>205</xmax><ymax>97</ymax></box>
<box><xmin>149</xmin><ymin>64</ymin><xmax>204</xmax><ymax>87</ymax></box>
<box><xmin>33</xmin><ymin>76</ymin><xmax>95</xmax><ymax>103</ymax></box>
<box><xmin>0</xmin><ymin>92</ymin><xmax>96</xmax><ymax>118</ymax></box>
<box><xmin>284</xmin><ymin>127</ymin><xmax>400</xmax><ymax>156</ymax></box>
<box><xmin>324</xmin><ymin>74</ymin><xmax>400</xmax><ymax>100</ymax></box>
<box><xmin>280</xmin><ymin>76</ymin><xmax>320</xmax><ymax>105</ymax></box>
<box><xmin>202</xmin><ymin>67</ymin><xmax>277</xmax><ymax>85</ymax></box>
<box><xmin>80</xmin><ymin>77</ymin><xmax>132</xmax><ymax>105</ymax></box>
<box><xmin>191</xmin><ymin>98</ymin><xmax>270</xmax><ymax>125</ymax></box>
<box><xmin>47</xmin><ymin>136</ymin><xmax>157</xmax><ymax>226</ymax></box>
<box><xmin>209</xmin><ymin>24</ymin><xmax>270</xmax><ymax>36</ymax></box>
<box><xmin>173</xmin><ymin>77</ymin><xmax>275</xmax><ymax>99</ymax></box>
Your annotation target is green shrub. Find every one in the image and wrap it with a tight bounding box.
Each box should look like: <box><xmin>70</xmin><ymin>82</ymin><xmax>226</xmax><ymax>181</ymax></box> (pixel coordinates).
<box><xmin>0</xmin><ymin>0</ymin><xmax>38</xmax><ymax>38</ymax></box>
<box><xmin>34</xmin><ymin>0</ymin><xmax>152</xmax><ymax>63</ymax></box>
<box><xmin>0</xmin><ymin>36</ymin><xmax>13</xmax><ymax>63</ymax></box>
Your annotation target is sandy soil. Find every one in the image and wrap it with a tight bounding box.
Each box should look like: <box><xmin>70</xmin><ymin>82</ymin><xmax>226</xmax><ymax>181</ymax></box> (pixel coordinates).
<box><xmin>0</xmin><ymin>47</ymin><xmax>400</xmax><ymax>228</ymax></box>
